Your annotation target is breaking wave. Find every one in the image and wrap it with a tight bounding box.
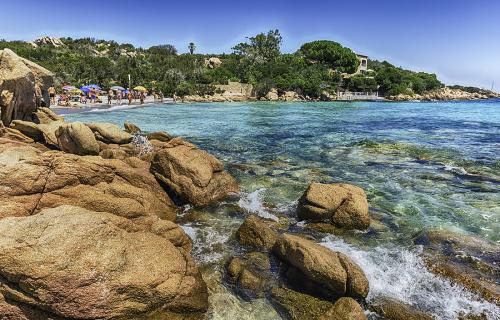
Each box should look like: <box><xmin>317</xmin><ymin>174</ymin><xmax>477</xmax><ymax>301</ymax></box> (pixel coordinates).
<box><xmin>321</xmin><ymin>237</ymin><xmax>500</xmax><ymax>320</ymax></box>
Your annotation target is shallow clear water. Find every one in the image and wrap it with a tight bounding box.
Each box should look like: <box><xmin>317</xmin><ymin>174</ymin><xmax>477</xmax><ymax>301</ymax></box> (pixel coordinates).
<box><xmin>63</xmin><ymin>100</ymin><xmax>500</xmax><ymax>319</ymax></box>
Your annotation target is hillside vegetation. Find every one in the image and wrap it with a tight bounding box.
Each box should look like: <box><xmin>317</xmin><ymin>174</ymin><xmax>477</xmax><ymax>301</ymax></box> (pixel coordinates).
<box><xmin>0</xmin><ymin>30</ymin><xmax>444</xmax><ymax>98</ymax></box>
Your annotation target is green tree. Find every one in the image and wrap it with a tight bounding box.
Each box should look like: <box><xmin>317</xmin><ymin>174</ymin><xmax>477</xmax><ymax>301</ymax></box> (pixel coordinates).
<box><xmin>299</xmin><ymin>40</ymin><xmax>359</xmax><ymax>74</ymax></box>
<box><xmin>232</xmin><ymin>29</ymin><xmax>282</xmax><ymax>63</ymax></box>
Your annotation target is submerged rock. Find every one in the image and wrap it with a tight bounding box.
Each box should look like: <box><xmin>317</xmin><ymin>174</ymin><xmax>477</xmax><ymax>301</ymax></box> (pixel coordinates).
<box><xmin>414</xmin><ymin>229</ymin><xmax>500</xmax><ymax>305</ymax></box>
<box><xmin>273</xmin><ymin>233</ymin><xmax>369</xmax><ymax>299</ymax></box>
<box><xmin>0</xmin><ymin>205</ymin><xmax>208</xmax><ymax>319</ymax></box>
<box><xmin>150</xmin><ymin>137</ymin><xmax>238</xmax><ymax>206</ymax></box>
<box><xmin>55</xmin><ymin>121</ymin><xmax>100</xmax><ymax>155</ymax></box>
<box><xmin>87</xmin><ymin>122</ymin><xmax>133</xmax><ymax>144</ymax></box>
<box><xmin>270</xmin><ymin>288</ymin><xmax>366</xmax><ymax>320</ymax></box>
<box><xmin>227</xmin><ymin>257</ymin><xmax>267</xmax><ymax>298</ymax></box>
<box><xmin>298</xmin><ymin>182</ymin><xmax>370</xmax><ymax>230</ymax></box>
<box><xmin>236</xmin><ymin>214</ymin><xmax>278</xmax><ymax>250</ymax></box>
<box><xmin>369</xmin><ymin>296</ymin><xmax>434</xmax><ymax>320</ymax></box>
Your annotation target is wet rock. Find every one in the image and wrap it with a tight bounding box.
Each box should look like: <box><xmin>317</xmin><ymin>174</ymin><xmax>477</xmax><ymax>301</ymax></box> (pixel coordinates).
<box><xmin>270</xmin><ymin>288</ymin><xmax>366</xmax><ymax>320</ymax></box>
<box><xmin>323</xmin><ymin>297</ymin><xmax>366</xmax><ymax>320</ymax></box>
<box><xmin>226</xmin><ymin>257</ymin><xmax>267</xmax><ymax>298</ymax></box>
<box><xmin>298</xmin><ymin>182</ymin><xmax>370</xmax><ymax>230</ymax></box>
<box><xmin>414</xmin><ymin>229</ymin><xmax>499</xmax><ymax>304</ymax></box>
<box><xmin>369</xmin><ymin>296</ymin><xmax>434</xmax><ymax>320</ymax></box>
<box><xmin>0</xmin><ymin>205</ymin><xmax>208</xmax><ymax>319</ymax></box>
<box><xmin>0</xmin><ymin>145</ymin><xmax>178</xmax><ymax>221</ymax></box>
<box><xmin>124</xmin><ymin>120</ymin><xmax>141</xmax><ymax>134</ymax></box>
<box><xmin>55</xmin><ymin>122</ymin><xmax>100</xmax><ymax>155</ymax></box>
<box><xmin>86</xmin><ymin>122</ymin><xmax>133</xmax><ymax>144</ymax></box>
<box><xmin>150</xmin><ymin>137</ymin><xmax>238</xmax><ymax>206</ymax></box>
<box><xmin>0</xmin><ymin>48</ymin><xmax>53</xmax><ymax>126</ymax></box>
<box><xmin>236</xmin><ymin>214</ymin><xmax>278</xmax><ymax>250</ymax></box>
<box><xmin>273</xmin><ymin>233</ymin><xmax>369</xmax><ymax>299</ymax></box>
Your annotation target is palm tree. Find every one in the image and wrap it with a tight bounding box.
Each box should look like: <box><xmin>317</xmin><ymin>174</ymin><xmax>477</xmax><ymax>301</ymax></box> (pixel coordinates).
<box><xmin>188</xmin><ymin>42</ymin><xmax>196</xmax><ymax>55</ymax></box>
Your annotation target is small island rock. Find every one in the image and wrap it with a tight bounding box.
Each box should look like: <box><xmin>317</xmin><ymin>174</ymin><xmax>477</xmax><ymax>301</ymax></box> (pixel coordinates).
<box><xmin>298</xmin><ymin>182</ymin><xmax>370</xmax><ymax>230</ymax></box>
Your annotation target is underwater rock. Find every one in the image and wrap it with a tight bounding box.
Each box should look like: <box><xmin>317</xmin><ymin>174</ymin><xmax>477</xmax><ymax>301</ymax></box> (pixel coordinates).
<box><xmin>298</xmin><ymin>182</ymin><xmax>370</xmax><ymax>230</ymax></box>
<box><xmin>226</xmin><ymin>257</ymin><xmax>268</xmax><ymax>298</ymax></box>
<box><xmin>273</xmin><ymin>234</ymin><xmax>369</xmax><ymax>299</ymax></box>
<box><xmin>0</xmin><ymin>205</ymin><xmax>208</xmax><ymax>319</ymax></box>
<box><xmin>270</xmin><ymin>288</ymin><xmax>366</xmax><ymax>320</ymax></box>
<box><xmin>236</xmin><ymin>214</ymin><xmax>279</xmax><ymax>250</ymax></box>
<box><xmin>414</xmin><ymin>229</ymin><xmax>500</xmax><ymax>305</ymax></box>
<box><xmin>368</xmin><ymin>296</ymin><xmax>434</xmax><ymax>320</ymax></box>
<box><xmin>150</xmin><ymin>137</ymin><xmax>238</xmax><ymax>206</ymax></box>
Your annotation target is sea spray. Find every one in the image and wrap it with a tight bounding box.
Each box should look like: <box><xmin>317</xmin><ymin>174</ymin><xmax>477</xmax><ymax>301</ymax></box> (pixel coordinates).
<box><xmin>238</xmin><ymin>189</ymin><xmax>279</xmax><ymax>221</ymax></box>
<box><xmin>320</xmin><ymin>236</ymin><xmax>500</xmax><ymax>320</ymax></box>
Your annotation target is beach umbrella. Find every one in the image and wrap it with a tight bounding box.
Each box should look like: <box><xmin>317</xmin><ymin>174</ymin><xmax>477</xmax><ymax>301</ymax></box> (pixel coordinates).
<box><xmin>110</xmin><ymin>86</ymin><xmax>125</xmax><ymax>91</ymax></box>
<box><xmin>62</xmin><ymin>85</ymin><xmax>76</xmax><ymax>91</ymax></box>
<box><xmin>80</xmin><ymin>86</ymin><xmax>91</xmax><ymax>93</ymax></box>
<box><xmin>69</xmin><ymin>88</ymin><xmax>83</xmax><ymax>94</ymax></box>
<box><xmin>133</xmin><ymin>86</ymin><xmax>147</xmax><ymax>92</ymax></box>
<box><xmin>87</xmin><ymin>84</ymin><xmax>101</xmax><ymax>90</ymax></box>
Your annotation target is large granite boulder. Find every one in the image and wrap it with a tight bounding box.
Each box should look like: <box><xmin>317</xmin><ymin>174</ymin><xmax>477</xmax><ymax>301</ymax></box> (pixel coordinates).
<box><xmin>236</xmin><ymin>214</ymin><xmax>278</xmax><ymax>250</ymax></box>
<box><xmin>150</xmin><ymin>137</ymin><xmax>238</xmax><ymax>206</ymax></box>
<box><xmin>298</xmin><ymin>182</ymin><xmax>370</xmax><ymax>230</ymax></box>
<box><xmin>0</xmin><ymin>205</ymin><xmax>208</xmax><ymax>319</ymax></box>
<box><xmin>273</xmin><ymin>234</ymin><xmax>369</xmax><ymax>299</ymax></box>
<box><xmin>0</xmin><ymin>144</ymin><xmax>178</xmax><ymax>221</ymax></box>
<box><xmin>270</xmin><ymin>288</ymin><xmax>366</xmax><ymax>320</ymax></box>
<box><xmin>0</xmin><ymin>48</ymin><xmax>53</xmax><ymax>126</ymax></box>
<box><xmin>86</xmin><ymin>122</ymin><xmax>133</xmax><ymax>144</ymax></box>
<box><xmin>10</xmin><ymin>119</ymin><xmax>63</xmax><ymax>147</ymax></box>
<box><xmin>55</xmin><ymin>121</ymin><xmax>100</xmax><ymax>155</ymax></box>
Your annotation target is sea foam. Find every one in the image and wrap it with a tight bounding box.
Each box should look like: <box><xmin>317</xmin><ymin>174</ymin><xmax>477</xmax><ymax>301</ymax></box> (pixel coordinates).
<box><xmin>238</xmin><ymin>189</ymin><xmax>279</xmax><ymax>221</ymax></box>
<box><xmin>320</xmin><ymin>236</ymin><xmax>500</xmax><ymax>320</ymax></box>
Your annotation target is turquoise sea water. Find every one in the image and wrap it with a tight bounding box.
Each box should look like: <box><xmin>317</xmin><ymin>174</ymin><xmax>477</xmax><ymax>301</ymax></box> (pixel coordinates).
<box><xmin>62</xmin><ymin>100</ymin><xmax>500</xmax><ymax>319</ymax></box>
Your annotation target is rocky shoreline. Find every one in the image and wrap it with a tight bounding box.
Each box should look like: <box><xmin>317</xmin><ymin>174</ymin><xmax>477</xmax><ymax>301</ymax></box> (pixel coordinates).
<box><xmin>386</xmin><ymin>87</ymin><xmax>500</xmax><ymax>102</ymax></box>
<box><xmin>1</xmin><ymin>51</ymin><xmax>498</xmax><ymax>319</ymax></box>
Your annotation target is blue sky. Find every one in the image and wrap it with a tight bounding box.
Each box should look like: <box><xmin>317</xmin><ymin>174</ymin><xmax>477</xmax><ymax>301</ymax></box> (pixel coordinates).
<box><xmin>1</xmin><ymin>0</ymin><xmax>499</xmax><ymax>89</ymax></box>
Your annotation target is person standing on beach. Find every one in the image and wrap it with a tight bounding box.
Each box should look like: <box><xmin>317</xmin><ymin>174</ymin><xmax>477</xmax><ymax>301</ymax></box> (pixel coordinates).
<box><xmin>128</xmin><ymin>91</ymin><xmax>133</xmax><ymax>105</ymax></box>
<box><xmin>159</xmin><ymin>90</ymin><xmax>164</xmax><ymax>102</ymax></box>
<box><xmin>107</xmin><ymin>89</ymin><xmax>113</xmax><ymax>105</ymax></box>
<box><xmin>117</xmin><ymin>90</ymin><xmax>122</xmax><ymax>105</ymax></box>
<box><xmin>139</xmin><ymin>91</ymin><xmax>145</xmax><ymax>104</ymax></box>
<box><xmin>48</xmin><ymin>86</ymin><xmax>56</xmax><ymax>105</ymax></box>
